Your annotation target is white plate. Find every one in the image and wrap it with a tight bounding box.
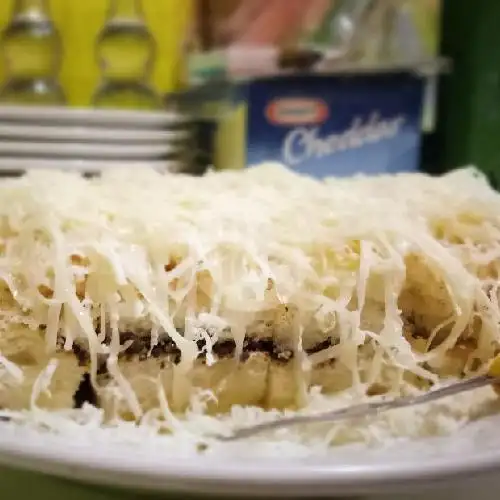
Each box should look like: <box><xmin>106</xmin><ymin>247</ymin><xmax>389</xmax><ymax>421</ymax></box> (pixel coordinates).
<box><xmin>0</xmin><ymin>123</ymin><xmax>191</xmax><ymax>144</ymax></box>
<box><xmin>0</xmin><ymin>105</ymin><xmax>190</xmax><ymax>128</ymax></box>
<box><xmin>0</xmin><ymin>157</ymin><xmax>185</xmax><ymax>173</ymax></box>
<box><xmin>0</xmin><ymin>415</ymin><xmax>500</xmax><ymax>497</ymax></box>
<box><xmin>0</xmin><ymin>141</ymin><xmax>181</xmax><ymax>159</ymax></box>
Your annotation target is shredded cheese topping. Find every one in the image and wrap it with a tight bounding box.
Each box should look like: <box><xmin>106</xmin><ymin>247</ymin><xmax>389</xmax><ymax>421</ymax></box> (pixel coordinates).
<box><xmin>0</xmin><ymin>164</ymin><xmax>499</xmax><ymax>423</ymax></box>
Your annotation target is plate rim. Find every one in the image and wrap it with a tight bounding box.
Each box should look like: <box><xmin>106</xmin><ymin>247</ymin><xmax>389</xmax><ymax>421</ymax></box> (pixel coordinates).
<box><xmin>0</xmin><ymin>158</ymin><xmax>185</xmax><ymax>171</ymax></box>
<box><xmin>1</xmin><ymin>424</ymin><xmax>500</xmax><ymax>496</ymax></box>
<box><xmin>0</xmin><ymin>105</ymin><xmax>191</xmax><ymax>128</ymax></box>
<box><xmin>0</xmin><ymin>124</ymin><xmax>191</xmax><ymax>144</ymax></box>
<box><xmin>0</xmin><ymin>141</ymin><xmax>180</xmax><ymax>159</ymax></box>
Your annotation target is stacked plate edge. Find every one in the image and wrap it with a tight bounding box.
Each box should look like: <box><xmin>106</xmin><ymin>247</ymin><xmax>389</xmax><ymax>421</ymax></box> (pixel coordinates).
<box><xmin>0</xmin><ymin>105</ymin><xmax>201</xmax><ymax>177</ymax></box>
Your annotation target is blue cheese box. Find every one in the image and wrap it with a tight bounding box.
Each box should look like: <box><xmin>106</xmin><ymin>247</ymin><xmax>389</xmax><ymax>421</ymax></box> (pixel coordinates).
<box><xmin>245</xmin><ymin>73</ymin><xmax>425</xmax><ymax>177</ymax></box>
<box><xmin>186</xmin><ymin>71</ymin><xmax>427</xmax><ymax>178</ymax></box>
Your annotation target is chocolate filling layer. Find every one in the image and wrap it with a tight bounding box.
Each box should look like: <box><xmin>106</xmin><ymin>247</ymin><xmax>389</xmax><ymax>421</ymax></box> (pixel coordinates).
<box><xmin>73</xmin><ymin>373</ymin><xmax>98</xmax><ymax>409</ymax></box>
<box><xmin>68</xmin><ymin>332</ymin><xmax>336</xmax><ymax>370</ymax></box>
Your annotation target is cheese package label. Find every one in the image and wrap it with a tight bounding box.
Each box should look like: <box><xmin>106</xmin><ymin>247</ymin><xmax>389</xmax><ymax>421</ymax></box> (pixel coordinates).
<box><xmin>211</xmin><ymin>73</ymin><xmax>425</xmax><ymax>178</ymax></box>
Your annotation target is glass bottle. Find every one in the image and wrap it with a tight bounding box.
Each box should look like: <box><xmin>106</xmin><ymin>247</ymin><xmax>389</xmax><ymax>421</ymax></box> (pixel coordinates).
<box><xmin>93</xmin><ymin>0</ymin><xmax>160</xmax><ymax>110</ymax></box>
<box><xmin>0</xmin><ymin>0</ymin><xmax>65</xmax><ymax>105</ymax></box>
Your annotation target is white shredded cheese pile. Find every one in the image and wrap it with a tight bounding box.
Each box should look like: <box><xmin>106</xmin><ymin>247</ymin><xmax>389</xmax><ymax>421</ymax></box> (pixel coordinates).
<box><xmin>0</xmin><ymin>163</ymin><xmax>499</xmax><ymax>449</ymax></box>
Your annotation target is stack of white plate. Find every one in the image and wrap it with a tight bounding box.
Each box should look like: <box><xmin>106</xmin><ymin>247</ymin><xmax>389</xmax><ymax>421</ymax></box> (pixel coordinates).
<box><xmin>0</xmin><ymin>105</ymin><xmax>198</xmax><ymax>176</ymax></box>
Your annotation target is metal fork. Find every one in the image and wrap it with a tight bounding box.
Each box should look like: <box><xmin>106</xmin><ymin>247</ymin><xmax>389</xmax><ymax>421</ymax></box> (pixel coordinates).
<box><xmin>219</xmin><ymin>375</ymin><xmax>498</xmax><ymax>441</ymax></box>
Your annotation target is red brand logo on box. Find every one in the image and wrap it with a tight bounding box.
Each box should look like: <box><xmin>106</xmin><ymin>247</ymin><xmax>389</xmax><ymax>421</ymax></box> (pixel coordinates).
<box><xmin>265</xmin><ymin>98</ymin><xmax>329</xmax><ymax>126</ymax></box>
